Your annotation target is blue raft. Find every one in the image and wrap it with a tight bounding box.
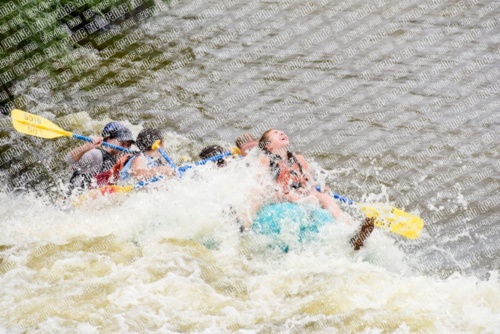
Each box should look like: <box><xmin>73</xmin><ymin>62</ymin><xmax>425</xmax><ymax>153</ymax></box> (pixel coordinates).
<box><xmin>252</xmin><ymin>202</ymin><xmax>335</xmax><ymax>252</ymax></box>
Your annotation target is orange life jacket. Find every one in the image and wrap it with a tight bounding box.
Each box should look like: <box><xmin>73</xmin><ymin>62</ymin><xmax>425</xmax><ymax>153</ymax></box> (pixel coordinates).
<box><xmin>92</xmin><ymin>154</ymin><xmax>132</xmax><ymax>188</ymax></box>
<box><xmin>267</xmin><ymin>152</ymin><xmax>310</xmax><ymax>194</ymax></box>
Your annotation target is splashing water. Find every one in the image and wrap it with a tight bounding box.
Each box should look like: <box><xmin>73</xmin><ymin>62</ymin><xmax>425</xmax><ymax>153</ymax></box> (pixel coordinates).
<box><xmin>1</xmin><ymin>156</ymin><xmax>499</xmax><ymax>333</ymax></box>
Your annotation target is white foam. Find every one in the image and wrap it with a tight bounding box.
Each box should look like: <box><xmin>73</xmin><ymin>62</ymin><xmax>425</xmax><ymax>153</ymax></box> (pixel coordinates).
<box><xmin>1</xmin><ymin>158</ymin><xmax>499</xmax><ymax>332</ymax></box>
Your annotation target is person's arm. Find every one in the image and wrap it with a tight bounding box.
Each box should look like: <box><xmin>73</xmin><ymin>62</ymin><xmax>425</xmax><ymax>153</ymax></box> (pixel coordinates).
<box><xmin>296</xmin><ymin>155</ymin><xmax>331</xmax><ymax>192</ymax></box>
<box><xmin>296</xmin><ymin>155</ymin><xmax>348</xmax><ymax>221</ymax></box>
<box><xmin>65</xmin><ymin>148</ymin><xmax>103</xmax><ymax>175</ymax></box>
<box><xmin>130</xmin><ymin>156</ymin><xmax>176</xmax><ymax>180</ymax></box>
<box><xmin>66</xmin><ymin>136</ymin><xmax>103</xmax><ymax>163</ymax></box>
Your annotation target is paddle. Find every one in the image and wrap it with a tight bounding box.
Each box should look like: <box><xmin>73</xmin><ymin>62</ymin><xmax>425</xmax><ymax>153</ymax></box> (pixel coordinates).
<box><xmin>178</xmin><ymin>151</ymin><xmax>232</xmax><ymax>172</ymax></box>
<box><xmin>150</xmin><ymin>141</ymin><xmax>240</xmax><ymax>173</ymax></box>
<box><xmin>151</xmin><ymin>140</ymin><xmax>177</xmax><ymax>169</ymax></box>
<box><xmin>315</xmin><ymin>186</ymin><xmax>424</xmax><ymax>239</ymax></box>
<box><xmin>78</xmin><ymin>149</ymin><xmax>239</xmax><ymax>198</ymax></box>
<box><xmin>72</xmin><ymin>175</ymin><xmax>165</xmax><ymax>206</ymax></box>
<box><xmin>11</xmin><ymin>109</ymin><xmax>132</xmax><ymax>153</ymax></box>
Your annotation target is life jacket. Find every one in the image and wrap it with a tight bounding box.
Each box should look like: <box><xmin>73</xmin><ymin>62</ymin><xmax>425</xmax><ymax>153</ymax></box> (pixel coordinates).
<box><xmin>93</xmin><ymin>153</ymin><xmax>132</xmax><ymax>186</ymax></box>
<box><xmin>118</xmin><ymin>153</ymin><xmax>166</xmax><ymax>181</ymax></box>
<box><xmin>266</xmin><ymin>151</ymin><xmax>310</xmax><ymax>194</ymax></box>
<box><xmin>68</xmin><ymin>147</ymin><xmax>117</xmax><ymax>191</ymax></box>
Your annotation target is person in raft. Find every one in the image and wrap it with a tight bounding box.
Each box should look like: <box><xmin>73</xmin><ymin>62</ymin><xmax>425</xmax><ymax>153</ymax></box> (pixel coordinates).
<box><xmin>119</xmin><ymin>128</ymin><xmax>176</xmax><ymax>181</ymax></box>
<box><xmin>66</xmin><ymin>122</ymin><xmax>135</xmax><ymax>192</ymax></box>
<box><xmin>198</xmin><ymin>144</ymin><xmax>228</xmax><ymax>167</ymax></box>
<box><xmin>257</xmin><ymin>128</ymin><xmax>374</xmax><ymax>250</ymax></box>
<box><xmin>235</xmin><ymin>133</ymin><xmax>258</xmax><ymax>157</ymax></box>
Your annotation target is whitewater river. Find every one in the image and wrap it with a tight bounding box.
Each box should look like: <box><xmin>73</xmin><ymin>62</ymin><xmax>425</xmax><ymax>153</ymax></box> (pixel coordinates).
<box><xmin>1</xmin><ymin>0</ymin><xmax>500</xmax><ymax>332</ymax></box>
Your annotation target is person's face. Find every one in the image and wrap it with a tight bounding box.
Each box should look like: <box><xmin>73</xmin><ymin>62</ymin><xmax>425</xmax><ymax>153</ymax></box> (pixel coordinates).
<box><xmin>265</xmin><ymin>129</ymin><xmax>289</xmax><ymax>152</ymax></box>
<box><xmin>106</xmin><ymin>138</ymin><xmax>133</xmax><ymax>155</ymax></box>
<box><xmin>240</xmin><ymin>140</ymin><xmax>257</xmax><ymax>156</ymax></box>
<box><xmin>119</xmin><ymin>140</ymin><xmax>133</xmax><ymax>149</ymax></box>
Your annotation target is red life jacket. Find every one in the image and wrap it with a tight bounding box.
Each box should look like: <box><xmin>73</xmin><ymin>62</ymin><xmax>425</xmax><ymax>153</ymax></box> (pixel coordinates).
<box><xmin>267</xmin><ymin>152</ymin><xmax>310</xmax><ymax>194</ymax></box>
<box><xmin>91</xmin><ymin>154</ymin><xmax>132</xmax><ymax>188</ymax></box>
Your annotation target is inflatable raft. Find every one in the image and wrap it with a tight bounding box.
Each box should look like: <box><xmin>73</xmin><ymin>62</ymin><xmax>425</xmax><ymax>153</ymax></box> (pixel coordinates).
<box><xmin>252</xmin><ymin>202</ymin><xmax>335</xmax><ymax>252</ymax></box>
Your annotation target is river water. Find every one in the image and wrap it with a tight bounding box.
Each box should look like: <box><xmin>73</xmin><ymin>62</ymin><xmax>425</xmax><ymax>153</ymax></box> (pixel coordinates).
<box><xmin>1</xmin><ymin>0</ymin><xmax>500</xmax><ymax>332</ymax></box>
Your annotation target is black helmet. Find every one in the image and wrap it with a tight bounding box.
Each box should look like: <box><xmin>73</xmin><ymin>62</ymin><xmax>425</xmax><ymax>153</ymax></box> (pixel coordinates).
<box><xmin>136</xmin><ymin>128</ymin><xmax>163</xmax><ymax>151</ymax></box>
<box><xmin>199</xmin><ymin>145</ymin><xmax>226</xmax><ymax>167</ymax></box>
<box><xmin>102</xmin><ymin>122</ymin><xmax>135</xmax><ymax>143</ymax></box>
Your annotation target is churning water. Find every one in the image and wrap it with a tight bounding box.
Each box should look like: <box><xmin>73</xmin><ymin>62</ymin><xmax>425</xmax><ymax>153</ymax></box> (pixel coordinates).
<box><xmin>1</xmin><ymin>0</ymin><xmax>500</xmax><ymax>332</ymax></box>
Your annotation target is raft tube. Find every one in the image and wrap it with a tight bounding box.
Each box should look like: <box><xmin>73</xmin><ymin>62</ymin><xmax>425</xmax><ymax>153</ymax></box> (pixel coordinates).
<box><xmin>252</xmin><ymin>202</ymin><xmax>335</xmax><ymax>252</ymax></box>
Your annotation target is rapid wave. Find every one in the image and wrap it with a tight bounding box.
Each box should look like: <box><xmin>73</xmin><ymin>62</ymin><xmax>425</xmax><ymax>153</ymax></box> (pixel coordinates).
<box><xmin>1</xmin><ymin>156</ymin><xmax>499</xmax><ymax>332</ymax></box>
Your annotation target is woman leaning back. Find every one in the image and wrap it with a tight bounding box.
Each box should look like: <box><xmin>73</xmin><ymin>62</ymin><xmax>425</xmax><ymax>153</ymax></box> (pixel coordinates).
<box><xmin>257</xmin><ymin>128</ymin><xmax>374</xmax><ymax>250</ymax></box>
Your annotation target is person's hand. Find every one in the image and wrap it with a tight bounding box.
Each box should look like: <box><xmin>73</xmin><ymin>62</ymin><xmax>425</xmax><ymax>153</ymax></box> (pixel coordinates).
<box><xmin>350</xmin><ymin>217</ymin><xmax>375</xmax><ymax>250</ymax></box>
<box><xmin>84</xmin><ymin>136</ymin><xmax>103</xmax><ymax>150</ymax></box>
<box><xmin>70</xmin><ymin>136</ymin><xmax>104</xmax><ymax>162</ymax></box>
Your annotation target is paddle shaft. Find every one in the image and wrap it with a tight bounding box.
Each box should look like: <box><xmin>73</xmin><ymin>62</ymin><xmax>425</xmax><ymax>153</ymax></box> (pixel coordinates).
<box><xmin>178</xmin><ymin>152</ymin><xmax>232</xmax><ymax>172</ymax></box>
<box><xmin>133</xmin><ymin>175</ymin><xmax>164</xmax><ymax>189</ymax></box>
<box><xmin>15</xmin><ymin>117</ymin><xmax>132</xmax><ymax>153</ymax></box>
<box><xmin>331</xmin><ymin>193</ymin><xmax>356</xmax><ymax>205</ymax></box>
<box><xmin>315</xmin><ymin>186</ymin><xmax>423</xmax><ymax>238</ymax></box>
<box><xmin>111</xmin><ymin>151</ymin><xmax>233</xmax><ymax>190</ymax></box>
<box><xmin>150</xmin><ymin>140</ymin><xmax>177</xmax><ymax>169</ymax></box>
<box><xmin>315</xmin><ymin>186</ymin><xmax>355</xmax><ymax>205</ymax></box>
<box><xmin>111</xmin><ymin>151</ymin><xmax>232</xmax><ymax>184</ymax></box>
<box><xmin>158</xmin><ymin>147</ymin><xmax>177</xmax><ymax>169</ymax></box>
<box><xmin>72</xmin><ymin>134</ymin><xmax>132</xmax><ymax>153</ymax></box>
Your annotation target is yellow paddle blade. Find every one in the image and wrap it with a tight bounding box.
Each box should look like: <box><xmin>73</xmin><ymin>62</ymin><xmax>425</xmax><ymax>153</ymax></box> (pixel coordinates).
<box><xmin>11</xmin><ymin>109</ymin><xmax>72</xmax><ymax>139</ymax></box>
<box><xmin>231</xmin><ymin>146</ymin><xmax>242</xmax><ymax>157</ymax></box>
<box><xmin>360</xmin><ymin>203</ymin><xmax>424</xmax><ymax>239</ymax></box>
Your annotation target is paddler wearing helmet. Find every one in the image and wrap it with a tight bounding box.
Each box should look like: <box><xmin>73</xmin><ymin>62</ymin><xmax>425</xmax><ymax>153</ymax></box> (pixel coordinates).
<box><xmin>119</xmin><ymin>128</ymin><xmax>176</xmax><ymax>181</ymax></box>
<box><xmin>198</xmin><ymin>144</ymin><xmax>227</xmax><ymax>167</ymax></box>
<box><xmin>65</xmin><ymin>122</ymin><xmax>135</xmax><ymax>192</ymax></box>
